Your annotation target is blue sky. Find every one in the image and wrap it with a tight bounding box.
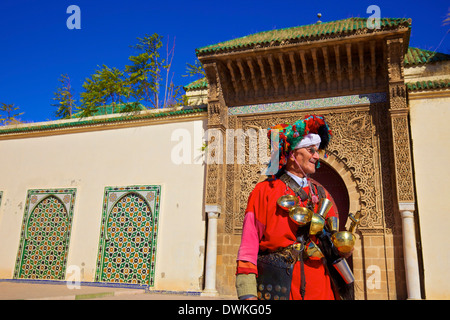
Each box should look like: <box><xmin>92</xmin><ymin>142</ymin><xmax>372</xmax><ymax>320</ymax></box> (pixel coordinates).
<box><xmin>0</xmin><ymin>0</ymin><xmax>449</xmax><ymax>123</ymax></box>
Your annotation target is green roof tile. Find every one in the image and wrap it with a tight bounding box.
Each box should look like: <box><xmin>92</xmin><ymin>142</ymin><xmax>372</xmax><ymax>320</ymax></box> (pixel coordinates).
<box><xmin>183</xmin><ymin>78</ymin><xmax>208</xmax><ymax>91</ymax></box>
<box><xmin>404</xmin><ymin>47</ymin><xmax>450</xmax><ymax>66</ymax></box>
<box><xmin>406</xmin><ymin>79</ymin><xmax>450</xmax><ymax>91</ymax></box>
<box><xmin>71</xmin><ymin>103</ymin><xmax>146</xmax><ymax>118</ymax></box>
<box><xmin>196</xmin><ymin>17</ymin><xmax>411</xmax><ymax>55</ymax></box>
<box><xmin>185</xmin><ymin>46</ymin><xmax>449</xmax><ymax>91</ymax></box>
<box><xmin>0</xmin><ymin>107</ymin><xmax>207</xmax><ymax>136</ymax></box>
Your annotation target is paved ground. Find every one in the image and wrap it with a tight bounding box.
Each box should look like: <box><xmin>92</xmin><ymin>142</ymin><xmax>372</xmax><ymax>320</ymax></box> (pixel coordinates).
<box><xmin>0</xmin><ymin>281</ymin><xmax>236</xmax><ymax>300</ymax></box>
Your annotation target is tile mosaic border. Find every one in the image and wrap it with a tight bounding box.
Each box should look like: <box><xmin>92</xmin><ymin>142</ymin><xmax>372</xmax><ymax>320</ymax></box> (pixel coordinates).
<box><xmin>13</xmin><ymin>188</ymin><xmax>77</xmax><ymax>280</ymax></box>
<box><xmin>95</xmin><ymin>185</ymin><xmax>161</xmax><ymax>287</ymax></box>
<box><xmin>228</xmin><ymin>92</ymin><xmax>387</xmax><ymax>115</ymax></box>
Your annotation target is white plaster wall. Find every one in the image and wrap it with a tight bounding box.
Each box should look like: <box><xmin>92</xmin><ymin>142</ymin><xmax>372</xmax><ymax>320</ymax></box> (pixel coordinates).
<box><xmin>409</xmin><ymin>94</ymin><xmax>450</xmax><ymax>299</ymax></box>
<box><xmin>185</xmin><ymin>89</ymin><xmax>208</xmax><ymax>106</ymax></box>
<box><xmin>405</xmin><ymin>61</ymin><xmax>450</xmax><ymax>82</ymax></box>
<box><xmin>0</xmin><ymin>118</ymin><xmax>207</xmax><ymax>292</ymax></box>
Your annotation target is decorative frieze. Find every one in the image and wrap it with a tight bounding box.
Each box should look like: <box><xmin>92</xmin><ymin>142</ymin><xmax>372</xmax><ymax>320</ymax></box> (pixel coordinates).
<box><xmin>228</xmin><ymin>93</ymin><xmax>387</xmax><ymax>116</ymax></box>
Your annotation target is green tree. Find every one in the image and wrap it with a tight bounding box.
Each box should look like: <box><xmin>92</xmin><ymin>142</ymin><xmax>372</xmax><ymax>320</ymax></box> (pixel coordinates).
<box><xmin>97</xmin><ymin>65</ymin><xmax>130</xmax><ymax>108</ymax></box>
<box><xmin>52</xmin><ymin>74</ymin><xmax>77</xmax><ymax>119</ymax></box>
<box><xmin>79</xmin><ymin>69</ymin><xmax>106</xmax><ymax>118</ymax></box>
<box><xmin>76</xmin><ymin>32</ymin><xmax>183</xmax><ymax>118</ymax></box>
<box><xmin>183</xmin><ymin>58</ymin><xmax>205</xmax><ymax>79</ymax></box>
<box><xmin>181</xmin><ymin>57</ymin><xmax>206</xmax><ymax>107</ymax></box>
<box><xmin>0</xmin><ymin>102</ymin><xmax>24</xmax><ymax>125</ymax></box>
<box><xmin>126</xmin><ymin>33</ymin><xmax>164</xmax><ymax>108</ymax></box>
<box><xmin>79</xmin><ymin>65</ymin><xmax>134</xmax><ymax>117</ymax></box>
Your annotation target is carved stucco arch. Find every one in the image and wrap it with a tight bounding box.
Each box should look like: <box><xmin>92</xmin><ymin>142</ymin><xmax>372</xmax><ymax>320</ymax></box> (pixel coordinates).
<box><xmin>230</xmin><ymin>107</ymin><xmax>385</xmax><ymax>234</ymax></box>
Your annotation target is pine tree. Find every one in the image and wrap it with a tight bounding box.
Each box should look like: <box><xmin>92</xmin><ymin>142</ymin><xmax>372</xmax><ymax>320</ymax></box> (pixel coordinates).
<box><xmin>76</xmin><ymin>32</ymin><xmax>183</xmax><ymax>118</ymax></box>
<box><xmin>52</xmin><ymin>74</ymin><xmax>77</xmax><ymax>119</ymax></box>
<box><xmin>125</xmin><ymin>33</ymin><xmax>164</xmax><ymax>108</ymax></box>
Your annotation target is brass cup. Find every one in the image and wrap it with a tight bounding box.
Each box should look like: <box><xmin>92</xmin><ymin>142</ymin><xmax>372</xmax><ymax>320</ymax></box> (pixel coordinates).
<box><xmin>277</xmin><ymin>195</ymin><xmax>299</xmax><ymax>211</ymax></box>
<box><xmin>309</xmin><ymin>213</ymin><xmax>325</xmax><ymax>235</ymax></box>
<box><xmin>305</xmin><ymin>241</ymin><xmax>324</xmax><ymax>259</ymax></box>
<box><xmin>331</xmin><ymin>231</ymin><xmax>356</xmax><ymax>254</ymax></box>
<box><xmin>317</xmin><ymin>198</ymin><xmax>333</xmax><ymax>217</ymax></box>
<box><xmin>288</xmin><ymin>206</ymin><xmax>313</xmax><ymax>226</ymax></box>
<box><xmin>326</xmin><ymin>216</ymin><xmax>339</xmax><ymax>233</ymax></box>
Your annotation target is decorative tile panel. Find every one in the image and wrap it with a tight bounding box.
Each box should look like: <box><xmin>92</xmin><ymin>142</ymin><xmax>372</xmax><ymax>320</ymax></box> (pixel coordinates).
<box><xmin>14</xmin><ymin>189</ymin><xmax>77</xmax><ymax>280</ymax></box>
<box><xmin>228</xmin><ymin>92</ymin><xmax>387</xmax><ymax>115</ymax></box>
<box><xmin>95</xmin><ymin>185</ymin><xmax>161</xmax><ymax>286</ymax></box>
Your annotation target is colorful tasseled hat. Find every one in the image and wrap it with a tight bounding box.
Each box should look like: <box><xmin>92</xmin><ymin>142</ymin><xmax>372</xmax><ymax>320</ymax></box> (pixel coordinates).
<box><xmin>267</xmin><ymin>114</ymin><xmax>332</xmax><ymax>173</ymax></box>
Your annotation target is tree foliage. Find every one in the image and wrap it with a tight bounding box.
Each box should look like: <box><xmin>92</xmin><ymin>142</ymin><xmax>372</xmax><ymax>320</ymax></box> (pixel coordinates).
<box><xmin>79</xmin><ymin>65</ymin><xmax>134</xmax><ymax>118</ymax></box>
<box><xmin>126</xmin><ymin>33</ymin><xmax>163</xmax><ymax>108</ymax></box>
<box><xmin>52</xmin><ymin>74</ymin><xmax>77</xmax><ymax>119</ymax></box>
<box><xmin>183</xmin><ymin>58</ymin><xmax>205</xmax><ymax>79</ymax></box>
<box><xmin>0</xmin><ymin>102</ymin><xmax>24</xmax><ymax>125</ymax></box>
<box><xmin>75</xmin><ymin>33</ymin><xmax>184</xmax><ymax>119</ymax></box>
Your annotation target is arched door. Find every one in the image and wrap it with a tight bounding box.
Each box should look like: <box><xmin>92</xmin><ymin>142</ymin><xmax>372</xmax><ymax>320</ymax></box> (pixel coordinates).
<box><xmin>311</xmin><ymin>162</ymin><xmax>350</xmax><ymax>231</ymax></box>
<box><xmin>311</xmin><ymin>162</ymin><xmax>354</xmax><ymax>272</ymax></box>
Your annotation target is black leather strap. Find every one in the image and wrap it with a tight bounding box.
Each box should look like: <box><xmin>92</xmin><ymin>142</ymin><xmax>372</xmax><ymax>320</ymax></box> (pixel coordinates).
<box><xmin>279</xmin><ymin>173</ymin><xmax>326</xmax><ymax>204</ymax></box>
<box><xmin>279</xmin><ymin>173</ymin><xmax>309</xmax><ymax>201</ymax></box>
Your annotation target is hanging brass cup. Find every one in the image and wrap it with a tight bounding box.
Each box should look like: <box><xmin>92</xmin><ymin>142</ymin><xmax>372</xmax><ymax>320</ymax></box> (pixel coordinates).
<box><xmin>331</xmin><ymin>231</ymin><xmax>356</xmax><ymax>254</ymax></box>
<box><xmin>309</xmin><ymin>213</ymin><xmax>325</xmax><ymax>235</ymax></box>
<box><xmin>326</xmin><ymin>216</ymin><xmax>339</xmax><ymax>233</ymax></box>
<box><xmin>305</xmin><ymin>240</ymin><xmax>324</xmax><ymax>259</ymax></box>
<box><xmin>288</xmin><ymin>206</ymin><xmax>313</xmax><ymax>226</ymax></box>
<box><xmin>317</xmin><ymin>198</ymin><xmax>333</xmax><ymax>217</ymax></box>
<box><xmin>277</xmin><ymin>195</ymin><xmax>299</xmax><ymax>211</ymax></box>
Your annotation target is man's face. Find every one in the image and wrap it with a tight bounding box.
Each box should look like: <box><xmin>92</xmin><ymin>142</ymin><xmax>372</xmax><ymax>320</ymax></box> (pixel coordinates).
<box><xmin>289</xmin><ymin>145</ymin><xmax>320</xmax><ymax>176</ymax></box>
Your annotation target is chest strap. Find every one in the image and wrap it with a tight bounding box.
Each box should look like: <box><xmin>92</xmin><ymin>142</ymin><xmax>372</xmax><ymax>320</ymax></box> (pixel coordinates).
<box><xmin>279</xmin><ymin>173</ymin><xmax>326</xmax><ymax>202</ymax></box>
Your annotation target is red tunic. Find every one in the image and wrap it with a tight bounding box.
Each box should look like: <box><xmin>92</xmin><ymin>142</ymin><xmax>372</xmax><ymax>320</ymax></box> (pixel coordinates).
<box><xmin>236</xmin><ymin>177</ymin><xmax>338</xmax><ymax>300</ymax></box>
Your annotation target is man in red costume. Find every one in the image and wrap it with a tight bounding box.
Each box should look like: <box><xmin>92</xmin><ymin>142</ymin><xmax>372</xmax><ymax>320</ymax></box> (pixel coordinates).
<box><xmin>235</xmin><ymin>115</ymin><xmax>344</xmax><ymax>300</ymax></box>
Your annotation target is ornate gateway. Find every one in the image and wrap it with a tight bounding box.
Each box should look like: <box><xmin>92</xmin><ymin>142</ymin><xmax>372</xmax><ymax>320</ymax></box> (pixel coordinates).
<box><xmin>195</xmin><ymin>17</ymin><xmax>416</xmax><ymax>299</ymax></box>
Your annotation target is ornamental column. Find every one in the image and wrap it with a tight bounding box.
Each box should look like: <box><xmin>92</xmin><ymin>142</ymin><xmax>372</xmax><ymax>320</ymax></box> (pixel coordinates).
<box><xmin>399</xmin><ymin>203</ymin><xmax>421</xmax><ymax>299</ymax></box>
<box><xmin>202</xmin><ymin>204</ymin><xmax>221</xmax><ymax>296</ymax></box>
<box><xmin>201</xmin><ymin>61</ymin><xmax>228</xmax><ymax>295</ymax></box>
<box><xmin>385</xmin><ymin>36</ymin><xmax>422</xmax><ymax>299</ymax></box>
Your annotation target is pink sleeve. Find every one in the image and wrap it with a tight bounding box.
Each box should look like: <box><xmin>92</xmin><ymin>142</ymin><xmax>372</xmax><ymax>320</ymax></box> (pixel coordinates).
<box><xmin>236</xmin><ymin>211</ymin><xmax>265</xmax><ymax>265</ymax></box>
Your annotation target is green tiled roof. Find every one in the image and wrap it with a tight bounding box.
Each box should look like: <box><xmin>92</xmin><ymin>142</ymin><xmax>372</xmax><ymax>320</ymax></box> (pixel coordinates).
<box><xmin>71</xmin><ymin>103</ymin><xmax>146</xmax><ymax>118</ymax></box>
<box><xmin>185</xmin><ymin>47</ymin><xmax>449</xmax><ymax>91</ymax></box>
<box><xmin>404</xmin><ymin>47</ymin><xmax>450</xmax><ymax>66</ymax></box>
<box><xmin>183</xmin><ymin>78</ymin><xmax>208</xmax><ymax>91</ymax></box>
<box><xmin>196</xmin><ymin>17</ymin><xmax>411</xmax><ymax>55</ymax></box>
<box><xmin>0</xmin><ymin>107</ymin><xmax>207</xmax><ymax>136</ymax></box>
<box><xmin>407</xmin><ymin>79</ymin><xmax>450</xmax><ymax>91</ymax></box>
